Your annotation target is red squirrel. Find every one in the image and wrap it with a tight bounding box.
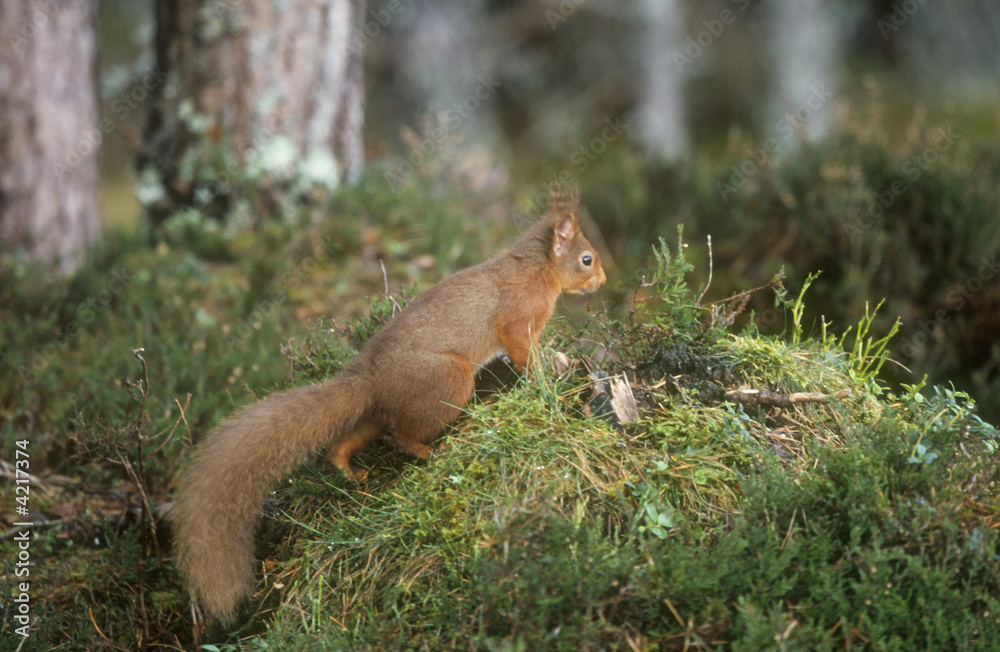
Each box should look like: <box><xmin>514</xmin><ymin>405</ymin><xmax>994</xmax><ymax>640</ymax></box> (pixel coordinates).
<box><xmin>169</xmin><ymin>184</ymin><xmax>606</xmax><ymax>623</ymax></box>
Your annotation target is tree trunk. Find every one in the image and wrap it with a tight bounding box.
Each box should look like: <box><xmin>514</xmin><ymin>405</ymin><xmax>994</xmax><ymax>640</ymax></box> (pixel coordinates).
<box><xmin>142</xmin><ymin>0</ymin><xmax>365</xmax><ymax>222</ymax></box>
<box><xmin>0</xmin><ymin>0</ymin><xmax>100</xmax><ymax>274</ymax></box>
<box><xmin>765</xmin><ymin>0</ymin><xmax>843</xmax><ymax>145</ymax></box>
<box><xmin>637</xmin><ymin>0</ymin><xmax>689</xmax><ymax>162</ymax></box>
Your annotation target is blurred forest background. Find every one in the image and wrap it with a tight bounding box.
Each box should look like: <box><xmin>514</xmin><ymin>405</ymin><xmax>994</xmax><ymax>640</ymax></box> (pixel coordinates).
<box><xmin>3</xmin><ymin>0</ymin><xmax>1000</xmax><ymax>418</ymax></box>
<box><xmin>98</xmin><ymin>0</ymin><xmax>1000</xmax><ymax>419</ymax></box>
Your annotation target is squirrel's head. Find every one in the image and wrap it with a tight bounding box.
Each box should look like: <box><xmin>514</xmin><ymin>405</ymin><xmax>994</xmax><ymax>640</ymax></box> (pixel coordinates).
<box><xmin>547</xmin><ymin>184</ymin><xmax>606</xmax><ymax>295</ymax></box>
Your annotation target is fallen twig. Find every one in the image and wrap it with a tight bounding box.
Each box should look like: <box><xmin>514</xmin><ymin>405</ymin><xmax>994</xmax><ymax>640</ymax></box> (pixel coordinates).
<box><xmin>727</xmin><ymin>388</ymin><xmax>851</xmax><ymax>409</ymax></box>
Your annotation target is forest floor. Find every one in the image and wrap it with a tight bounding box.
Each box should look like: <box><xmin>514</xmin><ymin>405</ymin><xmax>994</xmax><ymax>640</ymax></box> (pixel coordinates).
<box><xmin>2</xmin><ymin>120</ymin><xmax>999</xmax><ymax>649</ymax></box>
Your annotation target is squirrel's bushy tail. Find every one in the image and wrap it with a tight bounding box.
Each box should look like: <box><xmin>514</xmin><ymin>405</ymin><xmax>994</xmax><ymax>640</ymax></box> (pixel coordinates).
<box><xmin>169</xmin><ymin>374</ymin><xmax>370</xmax><ymax>623</ymax></box>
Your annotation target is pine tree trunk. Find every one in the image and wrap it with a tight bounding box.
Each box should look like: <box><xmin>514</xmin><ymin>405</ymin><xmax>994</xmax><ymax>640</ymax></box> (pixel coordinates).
<box><xmin>142</xmin><ymin>0</ymin><xmax>365</xmax><ymax>222</ymax></box>
<box><xmin>0</xmin><ymin>0</ymin><xmax>100</xmax><ymax>274</ymax></box>
<box><xmin>637</xmin><ymin>0</ymin><xmax>689</xmax><ymax>162</ymax></box>
<box><xmin>766</xmin><ymin>0</ymin><xmax>840</xmax><ymax>144</ymax></box>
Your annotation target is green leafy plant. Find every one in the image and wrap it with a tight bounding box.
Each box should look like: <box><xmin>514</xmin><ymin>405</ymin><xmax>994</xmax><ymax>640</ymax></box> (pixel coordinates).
<box><xmin>789</xmin><ymin>271</ymin><xmax>820</xmax><ymax>346</ymax></box>
<box><xmin>625</xmin><ymin>461</ymin><xmax>679</xmax><ymax>540</ymax></box>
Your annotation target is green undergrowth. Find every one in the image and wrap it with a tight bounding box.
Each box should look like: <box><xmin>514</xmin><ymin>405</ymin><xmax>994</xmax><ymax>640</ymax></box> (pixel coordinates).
<box><xmin>576</xmin><ymin>102</ymin><xmax>1000</xmax><ymax>423</ymax></box>
<box><xmin>2</xmin><ymin>135</ymin><xmax>999</xmax><ymax>649</ymax></box>
<box><xmin>215</xmin><ymin>234</ymin><xmax>1000</xmax><ymax>651</ymax></box>
<box><xmin>0</xmin><ymin>171</ymin><xmax>507</xmax><ymax>470</ymax></box>
<box><xmin>0</xmin><ymin>170</ymin><xmax>512</xmax><ymax>649</ymax></box>
<box><xmin>0</xmin><ymin>228</ymin><xmax>290</xmax><ymax>468</ymax></box>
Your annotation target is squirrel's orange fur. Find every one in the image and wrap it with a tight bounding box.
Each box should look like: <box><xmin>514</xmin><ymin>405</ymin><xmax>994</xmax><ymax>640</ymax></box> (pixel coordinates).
<box><xmin>169</xmin><ymin>185</ymin><xmax>606</xmax><ymax>623</ymax></box>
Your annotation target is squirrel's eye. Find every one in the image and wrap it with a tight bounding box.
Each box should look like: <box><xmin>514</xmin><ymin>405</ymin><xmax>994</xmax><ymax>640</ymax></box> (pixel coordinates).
<box><xmin>581</xmin><ymin>254</ymin><xmax>593</xmax><ymax>267</ymax></box>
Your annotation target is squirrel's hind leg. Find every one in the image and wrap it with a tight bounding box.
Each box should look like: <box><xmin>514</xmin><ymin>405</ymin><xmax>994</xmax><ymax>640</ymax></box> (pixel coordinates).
<box><xmin>325</xmin><ymin>416</ymin><xmax>384</xmax><ymax>482</ymax></box>
<box><xmin>387</xmin><ymin>356</ymin><xmax>476</xmax><ymax>460</ymax></box>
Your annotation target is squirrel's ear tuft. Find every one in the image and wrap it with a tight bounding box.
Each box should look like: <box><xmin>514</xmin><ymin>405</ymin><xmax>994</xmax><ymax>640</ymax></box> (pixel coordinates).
<box><xmin>547</xmin><ymin>181</ymin><xmax>580</xmax><ymax>221</ymax></box>
<box><xmin>552</xmin><ymin>213</ymin><xmax>577</xmax><ymax>256</ymax></box>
